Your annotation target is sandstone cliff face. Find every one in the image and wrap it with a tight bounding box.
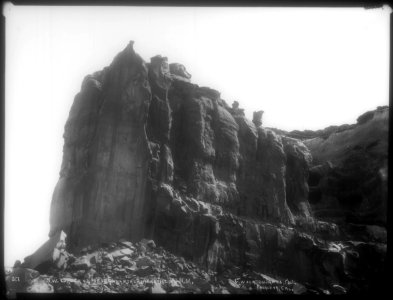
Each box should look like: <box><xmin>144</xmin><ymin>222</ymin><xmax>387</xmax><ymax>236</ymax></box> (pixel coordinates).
<box><xmin>268</xmin><ymin>106</ymin><xmax>389</xmax><ymax>231</ymax></box>
<box><xmin>48</xmin><ymin>42</ymin><xmax>387</xmax><ymax>292</ymax></box>
<box><xmin>50</xmin><ymin>42</ymin><xmax>152</xmax><ymax>246</ymax></box>
<box><xmin>304</xmin><ymin>107</ymin><xmax>388</xmax><ymax>227</ymax></box>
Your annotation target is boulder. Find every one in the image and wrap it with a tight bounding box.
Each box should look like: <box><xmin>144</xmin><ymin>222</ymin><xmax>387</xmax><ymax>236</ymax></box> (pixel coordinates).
<box><xmin>22</xmin><ymin>231</ymin><xmax>67</xmax><ymax>272</ymax></box>
<box><xmin>84</xmin><ymin>268</ymin><xmax>97</xmax><ymax>280</ymax></box>
<box><xmin>103</xmin><ymin>253</ymin><xmax>114</xmax><ymax>262</ymax></box>
<box><xmin>13</xmin><ymin>260</ymin><xmax>21</xmax><ymax>268</ymax></box>
<box><xmin>293</xmin><ymin>283</ymin><xmax>307</xmax><ymax>295</ymax></box>
<box><xmin>26</xmin><ymin>276</ymin><xmax>54</xmax><ymax>293</ymax></box>
<box><xmin>140</xmin><ymin>239</ymin><xmax>156</xmax><ymax>249</ymax></box>
<box><xmin>6</xmin><ymin>267</ymin><xmax>40</xmax><ymax>294</ymax></box>
<box><xmin>71</xmin><ymin>256</ymin><xmax>91</xmax><ymax>270</ymax></box>
<box><xmin>136</xmin><ymin>256</ymin><xmax>156</xmax><ymax>268</ymax></box>
<box><xmin>151</xmin><ymin>282</ymin><xmax>166</xmax><ymax>294</ymax></box>
<box><xmin>169</xmin><ymin>63</ymin><xmax>192</xmax><ymax>82</ymax></box>
<box><xmin>110</xmin><ymin>248</ymin><xmax>133</xmax><ymax>258</ymax></box>
<box><xmin>119</xmin><ymin>240</ymin><xmax>134</xmax><ymax>249</ymax></box>
<box><xmin>135</xmin><ymin>266</ymin><xmax>155</xmax><ymax>277</ymax></box>
<box><xmin>252</xmin><ymin>110</ymin><xmax>264</xmax><ymax>127</ymax></box>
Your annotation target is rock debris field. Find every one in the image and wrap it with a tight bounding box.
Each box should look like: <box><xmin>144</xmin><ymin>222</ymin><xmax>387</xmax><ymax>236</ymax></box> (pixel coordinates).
<box><xmin>6</xmin><ymin>237</ymin><xmax>341</xmax><ymax>295</ymax></box>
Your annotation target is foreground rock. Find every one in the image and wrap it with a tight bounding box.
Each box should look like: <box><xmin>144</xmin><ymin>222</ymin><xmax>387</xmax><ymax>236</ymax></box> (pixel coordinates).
<box><xmin>21</xmin><ymin>231</ymin><xmax>68</xmax><ymax>272</ymax></box>
<box><xmin>6</xmin><ymin>239</ymin><xmax>303</xmax><ymax>295</ymax></box>
<box><xmin>9</xmin><ymin>238</ymin><xmax>385</xmax><ymax>295</ymax></box>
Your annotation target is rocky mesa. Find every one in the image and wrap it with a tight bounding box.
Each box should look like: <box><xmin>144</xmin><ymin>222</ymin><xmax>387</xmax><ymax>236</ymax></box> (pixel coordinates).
<box><xmin>8</xmin><ymin>41</ymin><xmax>388</xmax><ymax>295</ymax></box>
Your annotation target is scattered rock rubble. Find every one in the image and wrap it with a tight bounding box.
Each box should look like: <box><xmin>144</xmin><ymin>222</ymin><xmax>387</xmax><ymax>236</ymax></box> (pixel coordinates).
<box><xmin>6</xmin><ymin>238</ymin><xmax>341</xmax><ymax>295</ymax></box>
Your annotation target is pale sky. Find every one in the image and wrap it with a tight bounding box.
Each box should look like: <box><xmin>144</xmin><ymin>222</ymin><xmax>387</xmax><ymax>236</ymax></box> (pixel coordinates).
<box><xmin>3</xmin><ymin>4</ymin><xmax>391</xmax><ymax>267</ymax></box>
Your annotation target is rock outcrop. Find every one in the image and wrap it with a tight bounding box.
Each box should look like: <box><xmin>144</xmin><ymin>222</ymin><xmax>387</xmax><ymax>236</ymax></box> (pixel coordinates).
<box><xmin>267</xmin><ymin>106</ymin><xmax>388</xmax><ymax>230</ymax></box>
<box><xmin>304</xmin><ymin>107</ymin><xmax>388</xmax><ymax>228</ymax></box>
<box><xmin>22</xmin><ymin>231</ymin><xmax>68</xmax><ymax>272</ymax></box>
<box><xmin>16</xmin><ymin>41</ymin><xmax>387</xmax><ymax>294</ymax></box>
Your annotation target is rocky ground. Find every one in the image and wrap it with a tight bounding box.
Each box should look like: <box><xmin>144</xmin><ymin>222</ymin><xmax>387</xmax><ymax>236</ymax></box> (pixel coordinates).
<box><xmin>6</xmin><ymin>237</ymin><xmax>349</xmax><ymax>296</ymax></box>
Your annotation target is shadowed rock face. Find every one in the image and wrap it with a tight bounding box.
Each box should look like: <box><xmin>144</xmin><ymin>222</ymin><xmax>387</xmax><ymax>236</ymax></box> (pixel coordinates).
<box><xmin>50</xmin><ymin>41</ymin><xmax>152</xmax><ymax>246</ymax></box>
<box><xmin>304</xmin><ymin>107</ymin><xmax>388</xmax><ymax>227</ymax></box>
<box><xmin>48</xmin><ymin>41</ymin><xmax>387</xmax><ymax>292</ymax></box>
